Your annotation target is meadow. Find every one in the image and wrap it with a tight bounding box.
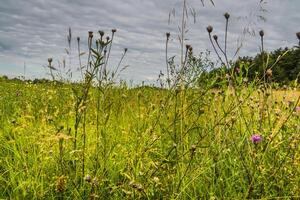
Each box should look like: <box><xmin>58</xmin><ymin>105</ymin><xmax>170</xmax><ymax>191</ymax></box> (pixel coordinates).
<box><xmin>0</xmin><ymin>77</ymin><xmax>300</xmax><ymax>199</ymax></box>
<box><xmin>1</xmin><ymin>1</ymin><xmax>300</xmax><ymax>198</ymax></box>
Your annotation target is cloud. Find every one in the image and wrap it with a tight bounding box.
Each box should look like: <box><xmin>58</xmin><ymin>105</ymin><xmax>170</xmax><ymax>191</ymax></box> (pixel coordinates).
<box><xmin>0</xmin><ymin>0</ymin><xmax>299</xmax><ymax>82</ymax></box>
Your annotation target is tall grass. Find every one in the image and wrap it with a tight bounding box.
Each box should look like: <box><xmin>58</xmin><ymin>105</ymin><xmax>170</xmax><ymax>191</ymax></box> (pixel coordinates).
<box><xmin>0</xmin><ymin>1</ymin><xmax>300</xmax><ymax>199</ymax></box>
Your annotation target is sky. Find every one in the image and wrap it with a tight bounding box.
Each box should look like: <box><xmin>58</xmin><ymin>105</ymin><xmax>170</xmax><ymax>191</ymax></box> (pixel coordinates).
<box><xmin>0</xmin><ymin>0</ymin><xmax>299</xmax><ymax>84</ymax></box>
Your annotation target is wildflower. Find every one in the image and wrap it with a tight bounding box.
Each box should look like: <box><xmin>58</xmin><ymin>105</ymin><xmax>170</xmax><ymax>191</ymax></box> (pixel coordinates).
<box><xmin>266</xmin><ymin>69</ymin><xmax>272</xmax><ymax>77</ymax></box>
<box><xmin>206</xmin><ymin>25</ymin><xmax>213</xmax><ymax>33</ymax></box>
<box><xmin>84</xmin><ymin>174</ymin><xmax>92</xmax><ymax>182</ymax></box>
<box><xmin>99</xmin><ymin>30</ymin><xmax>104</xmax><ymax>37</ymax></box>
<box><xmin>166</xmin><ymin>32</ymin><xmax>170</xmax><ymax>39</ymax></box>
<box><xmin>259</xmin><ymin>30</ymin><xmax>264</xmax><ymax>37</ymax></box>
<box><xmin>88</xmin><ymin>31</ymin><xmax>93</xmax><ymax>38</ymax></box>
<box><xmin>190</xmin><ymin>144</ymin><xmax>196</xmax><ymax>153</ymax></box>
<box><xmin>235</xmin><ymin>67</ymin><xmax>240</xmax><ymax>74</ymax></box>
<box><xmin>294</xmin><ymin>107</ymin><xmax>300</xmax><ymax>112</ymax></box>
<box><xmin>224</xmin><ymin>12</ymin><xmax>230</xmax><ymax>20</ymax></box>
<box><xmin>251</xmin><ymin>134</ymin><xmax>262</xmax><ymax>143</ymax></box>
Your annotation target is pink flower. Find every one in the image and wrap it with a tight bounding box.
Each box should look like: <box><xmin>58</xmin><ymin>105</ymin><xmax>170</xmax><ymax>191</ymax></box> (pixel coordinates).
<box><xmin>251</xmin><ymin>134</ymin><xmax>262</xmax><ymax>144</ymax></box>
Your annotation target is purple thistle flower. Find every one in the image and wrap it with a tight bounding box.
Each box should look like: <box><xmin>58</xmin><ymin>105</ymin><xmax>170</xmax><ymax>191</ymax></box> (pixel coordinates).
<box><xmin>251</xmin><ymin>134</ymin><xmax>262</xmax><ymax>144</ymax></box>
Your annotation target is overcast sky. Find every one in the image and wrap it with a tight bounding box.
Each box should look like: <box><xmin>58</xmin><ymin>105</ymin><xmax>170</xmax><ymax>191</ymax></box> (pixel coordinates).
<box><xmin>0</xmin><ymin>0</ymin><xmax>299</xmax><ymax>83</ymax></box>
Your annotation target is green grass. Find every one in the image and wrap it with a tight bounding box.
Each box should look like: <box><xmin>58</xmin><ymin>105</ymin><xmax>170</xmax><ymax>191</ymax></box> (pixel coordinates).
<box><xmin>0</xmin><ymin>79</ymin><xmax>299</xmax><ymax>199</ymax></box>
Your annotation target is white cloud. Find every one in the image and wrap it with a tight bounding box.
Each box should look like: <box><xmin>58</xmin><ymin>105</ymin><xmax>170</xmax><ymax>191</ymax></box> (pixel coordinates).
<box><xmin>0</xmin><ymin>0</ymin><xmax>299</xmax><ymax>83</ymax></box>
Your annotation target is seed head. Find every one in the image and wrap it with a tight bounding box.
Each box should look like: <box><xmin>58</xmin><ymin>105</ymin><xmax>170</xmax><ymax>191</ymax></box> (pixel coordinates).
<box><xmin>106</xmin><ymin>36</ymin><xmax>110</xmax><ymax>42</ymax></box>
<box><xmin>259</xmin><ymin>30</ymin><xmax>264</xmax><ymax>37</ymax></box>
<box><xmin>224</xmin><ymin>12</ymin><xmax>230</xmax><ymax>20</ymax></box>
<box><xmin>213</xmin><ymin>35</ymin><xmax>218</xmax><ymax>41</ymax></box>
<box><xmin>112</xmin><ymin>29</ymin><xmax>117</xmax><ymax>33</ymax></box>
<box><xmin>88</xmin><ymin>31</ymin><xmax>93</xmax><ymax>38</ymax></box>
<box><xmin>77</xmin><ymin>37</ymin><xmax>80</xmax><ymax>42</ymax></box>
<box><xmin>48</xmin><ymin>58</ymin><xmax>53</xmax><ymax>64</ymax></box>
<box><xmin>206</xmin><ymin>25</ymin><xmax>213</xmax><ymax>33</ymax></box>
<box><xmin>124</xmin><ymin>48</ymin><xmax>128</xmax><ymax>53</ymax></box>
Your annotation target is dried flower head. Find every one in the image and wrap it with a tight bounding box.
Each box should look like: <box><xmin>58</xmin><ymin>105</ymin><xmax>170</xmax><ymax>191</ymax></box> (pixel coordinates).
<box><xmin>259</xmin><ymin>30</ymin><xmax>264</xmax><ymax>37</ymax></box>
<box><xmin>112</xmin><ymin>29</ymin><xmax>117</xmax><ymax>33</ymax></box>
<box><xmin>206</xmin><ymin>25</ymin><xmax>213</xmax><ymax>33</ymax></box>
<box><xmin>106</xmin><ymin>36</ymin><xmax>110</xmax><ymax>42</ymax></box>
<box><xmin>224</xmin><ymin>12</ymin><xmax>230</xmax><ymax>20</ymax></box>
<box><xmin>266</xmin><ymin>69</ymin><xmax>272</xmax><ymax>77</ymax></box>
<box><xmin>88</xmin><ymin>31</ymin><xmax>93</xmax><ymax>38</ymax></box>
<box><xmin>48</xmin><ymin>58</ymin><xmax>53</xmax><ymax>64</ymax></box>
<box><xmin>213</xmin><ymin>35</ymin><xmax>218</xmax><ymax>41</ymax></box>
<box><xmin>251</xmin><ymin>134</ymin><xmax>262</xmax><ymax>144</ymax></box>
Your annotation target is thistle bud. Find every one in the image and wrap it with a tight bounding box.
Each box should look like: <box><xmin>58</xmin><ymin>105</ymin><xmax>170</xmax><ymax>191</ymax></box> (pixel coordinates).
<box><xmin>48</xmin><ymin>58</ymin><xmax>53</xmax><ymax>64</ymax></box>
<box><xmin>166</xmin><ymin>32</ymin><xmax>170</xmax><ymax>39</ymax></box>
<box><xmin>213</xmin><ymin>35</ymin><xmax>218</xmax><ymax>41</ymax></box>
<box><xmin>99</xmin><ymin>31</ymin><xmax>104</xmax><ymax>37</ymax></box>
<box><xmin>112</xmin><ymin>29</ymin><xmax>117</xmax><ymax>33</ymax></box>
<box><xmin>88</xmin><ymin>31</ymin><xmax>93</xmax><ymax>38</ymax></box>
<box><xmin>259</xmin><ymin>30</ymin><xmax>264</xmax><ymax>37</ymax></box>
<box><xmin>224</xmin><ymin>12</ymin><xmax>230</xmax><ymax>20</ymax></box>
<box><xmin>206</xmin><ymin>25</ymin><xmax>213</xmax><ymax>33</ymax></box>
<box><xmin>106</xmin><ymin>36</ymin><xmax>110</xmax><ymax>42</ymax></box>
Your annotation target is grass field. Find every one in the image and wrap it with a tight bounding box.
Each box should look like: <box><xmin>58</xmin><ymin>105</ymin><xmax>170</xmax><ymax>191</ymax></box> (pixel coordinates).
<box><xmin>0</xmin><ymin>79</ymin><xmax>299</xmax><ymax>199</ymax></box>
